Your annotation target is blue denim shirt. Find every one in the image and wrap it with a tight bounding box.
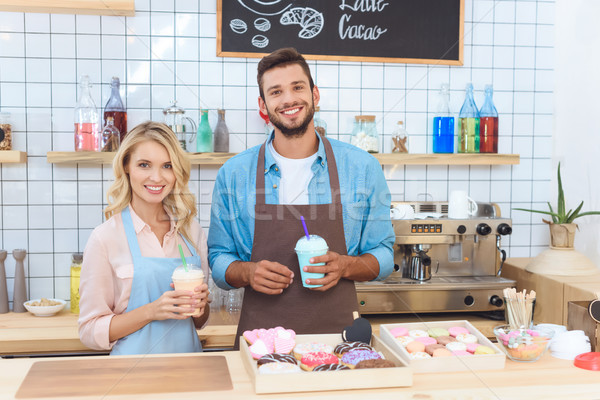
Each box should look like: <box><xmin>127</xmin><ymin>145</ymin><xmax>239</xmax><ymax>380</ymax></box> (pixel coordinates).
<box><xmin>208</xmin><ymin>132</ymin><xmax>395</xmax><ymax>289</ymax></box>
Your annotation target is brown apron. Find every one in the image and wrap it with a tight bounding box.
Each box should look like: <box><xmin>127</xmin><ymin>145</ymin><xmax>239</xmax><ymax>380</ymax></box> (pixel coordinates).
<box><xmin>234</xmin><ymin>137</ymin><xmax>358</xmax><ymax>348</ymax></box>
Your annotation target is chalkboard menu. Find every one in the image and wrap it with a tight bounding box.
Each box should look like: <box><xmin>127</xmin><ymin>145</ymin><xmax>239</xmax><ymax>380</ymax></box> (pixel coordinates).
<box><xmin>217</xmin><ymin>0</ymin><xmax>464</xmax><ymax>65</ymax></box>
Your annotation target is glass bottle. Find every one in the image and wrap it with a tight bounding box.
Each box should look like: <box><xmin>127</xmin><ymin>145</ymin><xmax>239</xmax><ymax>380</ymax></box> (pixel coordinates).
<box><xmin>196</xmin><ymin>109</ymin><xmax>213</xmax><ymax>153</ymax></box>
<box><xmin>213</xmin><ymin>109</ymin><xmax>230</xmax><ymax>152</ymax></box>
<box><xmin>74</xmin><ymin>75</ymin><xmax>100</xmax><ymax>152</ymax></box>
<box><xmin>103</xmin><ymin>77</ymin><xmax>128</xmax><ymax>143</ymax></box>
<box><xmin>458</xmin><ymin>83</ymin><xmax>480</xmax><ymax>153</ymax></box>
<box><xmin>100</xmin><ymin>117</ymin><xmax>120</xmax><ymax>152</ymax></box>
<box><xmin>70</xmin><ymin>253</ymin><xmax>83</xmax><ymax>314</ymax></box>
<box><xmin>479</xmin><ymin>84</ymin><xmax>499</xmax><ymax>153</ymax></box>
<box><xmin>0</xmin><ymin>112</ymin><xmax>12</xmax><ymax>150</ymax></box>
<box><xmin>392</xmin><ymin>121</ymin><xmax>409</xmax><ymax>153</ymax></box>
<box><xmin>314</xmin><ymin>106</ymin><xmax>327</xmax><ymax>137</ymax></box>
<box><xmin>432</xmin><ymin>84</ymin><xmax>455</xmax><ymax>153</ymax></box>
<box><xmin>350</xmin><ymin>115</ymin><xmax>378</xmax><ymax>153</ymax></box>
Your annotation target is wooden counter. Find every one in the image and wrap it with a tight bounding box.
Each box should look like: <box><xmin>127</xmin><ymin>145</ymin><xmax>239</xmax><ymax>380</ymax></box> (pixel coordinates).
<box><xmin>1</xmin><ymin>350</ymin><xmax>599</xmax><ymax>399</ymax></box>
<box><xmin>502</xmin><ymin>257</ymin><xmax>600</xmax><ymax>325</ymax></box>
<box><xmin>0</xmin><ymin>307</ymin><xmax>501</xmax><ymax>356</ymax></box>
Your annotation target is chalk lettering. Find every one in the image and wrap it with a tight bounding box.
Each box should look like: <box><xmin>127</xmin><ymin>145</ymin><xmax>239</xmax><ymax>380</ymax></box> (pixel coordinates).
<box><xmin>339</xmin><ymin>14</ymin><xmax>388</xmax><ymax>40</ymax></box>
<box><xmin>339</xmin><ymin>0</ymin><xmax>389</xmax><ymax>13</ymax></box>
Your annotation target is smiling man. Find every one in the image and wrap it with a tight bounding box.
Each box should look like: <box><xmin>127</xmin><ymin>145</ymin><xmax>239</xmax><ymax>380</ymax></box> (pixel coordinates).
<box><xmin>208</xmin><ymin>48</ymin><xmax>394</xmax><ymax>345</ymax></box>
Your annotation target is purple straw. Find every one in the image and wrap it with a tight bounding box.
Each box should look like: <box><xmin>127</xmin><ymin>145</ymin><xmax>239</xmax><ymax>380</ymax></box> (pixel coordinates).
<box><xmin>300</xmin><ymin>216</ymin><xmax>310</xmax><ymax>240</ymax></box>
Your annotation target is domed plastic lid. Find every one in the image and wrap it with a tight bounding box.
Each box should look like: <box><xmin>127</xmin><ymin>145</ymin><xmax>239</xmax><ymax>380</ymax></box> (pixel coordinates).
<box><xmin>574</xmin><ymin>352</ymin><xmax>600</xmax><ymax>371</ymax></box>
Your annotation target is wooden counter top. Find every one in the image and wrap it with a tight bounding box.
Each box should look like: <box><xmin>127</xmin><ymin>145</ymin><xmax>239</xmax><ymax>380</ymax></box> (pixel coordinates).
<box><xmin>1</xmin><ymin>350</ymin><xmax>599</xmax><ymax>399</ymax></box>
<box><xmin>0</xmin><ymin>307</ymin><xmax>501</xmax><ymax>356</ymax></box>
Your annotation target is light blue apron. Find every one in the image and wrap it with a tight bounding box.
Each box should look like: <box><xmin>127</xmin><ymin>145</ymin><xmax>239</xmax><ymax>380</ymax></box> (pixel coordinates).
<box><xmin>111</xmin><ymin>207</ymin><xmax>202</xmax><ymax>355</ymax></box>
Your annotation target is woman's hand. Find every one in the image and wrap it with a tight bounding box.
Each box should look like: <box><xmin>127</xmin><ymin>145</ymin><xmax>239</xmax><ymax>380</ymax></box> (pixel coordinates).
<box><xmin>146</xmin><ymin>284</ymin><xmax>204</xmax><ymax>321</ymax></box>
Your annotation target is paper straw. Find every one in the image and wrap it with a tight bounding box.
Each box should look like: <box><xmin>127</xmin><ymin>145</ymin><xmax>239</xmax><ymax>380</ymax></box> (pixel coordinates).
<box><xmin>300</xmin><ymin>216</ymin><xmax>310</xmax><ymax>240</ymax></box>
<box><xmin>178</xmin><ymin>244</ymin><xmax>188</xmax><ymax>272</ymax></box>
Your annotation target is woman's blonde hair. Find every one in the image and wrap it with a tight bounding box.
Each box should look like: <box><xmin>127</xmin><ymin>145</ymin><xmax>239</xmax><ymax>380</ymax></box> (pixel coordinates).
<box><xmin>104</xmin><ymin>121</ymin><xmax>197</xmax><ymax>245</ymax></box>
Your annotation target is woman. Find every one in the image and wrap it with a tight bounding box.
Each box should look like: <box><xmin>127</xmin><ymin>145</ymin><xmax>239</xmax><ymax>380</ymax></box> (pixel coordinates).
<box><xmin>78</xmin><ymin>121</ymin><xmax>209</xmax><ymax>355</ymax></box>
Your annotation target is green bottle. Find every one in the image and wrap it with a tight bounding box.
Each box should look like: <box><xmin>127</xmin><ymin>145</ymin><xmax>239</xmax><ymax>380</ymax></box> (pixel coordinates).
<box><xmin>196</xmin><ymin>109</ymin><xmax>213</xmax><ymax>152</ymax></box>
<box><xmin>458</xmin><ymin>83</ymin><xmax>480</xmax><ymax>153</ymax></box>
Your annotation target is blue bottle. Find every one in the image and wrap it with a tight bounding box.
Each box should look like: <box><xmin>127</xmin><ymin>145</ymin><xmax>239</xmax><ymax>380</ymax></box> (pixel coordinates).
<box><xmin>432</xmin><ymin>84</ymin><xmax>454</xmax><ymax>153</ymax></box>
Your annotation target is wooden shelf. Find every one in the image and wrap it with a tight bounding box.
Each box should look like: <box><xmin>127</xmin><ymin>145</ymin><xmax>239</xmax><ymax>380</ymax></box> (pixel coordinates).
<box><xmin>0</xmin><ymin>150</ymin><xmax>27</xmax><ymax>163</ymax></box>
<box><xmin>374</xmin><ymin>153</ymin><xmax>520</xmax><ymax>165</ymax></box>
<box><xmin>47</xmin><ymin>151</ymin><xmax>519</xmax><ymax>166</ymax></box>
<box><xmin>0</xmin><ymin>0</ymin><xmax>135</xmax><ymax>16</ymax></box>
<box><xmin>46</xmin><ymin>151</ymin><xmax>238</xmax><ymax>165</ymax></box>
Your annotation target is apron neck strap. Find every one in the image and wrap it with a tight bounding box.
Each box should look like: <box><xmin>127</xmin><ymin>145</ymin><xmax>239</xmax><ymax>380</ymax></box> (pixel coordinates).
<box><xmin>256</xmin><ymin>135</ymin><xmax>342</xmax><ymax>205</ymax></box>
<box><xmin>122</xmin><ymin>206</ymin><xmax>142</xmax><ymax>259</ymax></box>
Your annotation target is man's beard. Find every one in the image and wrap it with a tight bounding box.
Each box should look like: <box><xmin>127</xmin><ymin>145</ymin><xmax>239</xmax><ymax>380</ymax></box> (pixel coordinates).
<box><xmin>266</xmin><ymin>100</ymin><xmax>315</xmax><ymax>138</ymax></box>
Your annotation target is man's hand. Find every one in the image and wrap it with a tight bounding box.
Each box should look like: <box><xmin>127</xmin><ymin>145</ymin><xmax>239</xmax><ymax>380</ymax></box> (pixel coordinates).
<box><xmin>246</xmin><ymin>260</ymin><xmax>294</xmax><ymax>295</ymax></box>
<box><xmin>303</xmin><ymin>252</ymin><xmax>379</xmax><ymax>291</ymax></box>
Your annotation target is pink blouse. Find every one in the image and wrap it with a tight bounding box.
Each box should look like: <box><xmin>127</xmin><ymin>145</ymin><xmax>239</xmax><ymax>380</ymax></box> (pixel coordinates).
<box><xmin>77</xmin><ymin>206</ymin><xmax>209</xmax><ymax>351</ymax></box>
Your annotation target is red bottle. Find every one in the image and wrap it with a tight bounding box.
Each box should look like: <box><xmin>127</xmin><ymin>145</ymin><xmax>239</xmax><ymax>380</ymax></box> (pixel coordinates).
<box><xmin>103</xmin><ymin>77</ymin><xmax>127</xmax><ymax>143</ymax></box>
<box><xmin>479</xmin><ymin>84</ymin><xmax>498</xmax><ymax>153</ymax></box>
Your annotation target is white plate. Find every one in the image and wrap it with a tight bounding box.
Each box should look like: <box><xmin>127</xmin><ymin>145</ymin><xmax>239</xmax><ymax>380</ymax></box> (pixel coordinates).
<box><xmin>23</xmin><ymin>299</ymin><xmax>66</xmax><ymax>317</ymax></box>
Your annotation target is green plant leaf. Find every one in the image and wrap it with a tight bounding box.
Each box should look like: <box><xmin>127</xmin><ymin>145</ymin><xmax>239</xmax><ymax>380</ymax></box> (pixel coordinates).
<box><xmin>547</xmin><ymin>202</ymin><xmax>559</xmax><ymax>223</ymax></box>
<box><xmin>557</xmin><ymin>162</ymin><xmax>565</xmax><ymax>218</ymax></box>
<box><xmin>566</xmin><ymin>201</ymin><xmax>585</xmax><ymax>223</ymax></box>
<box><xmin>573</xmin><ymin>211</ymin><xmax>600</xmax><ymax>218</ymax></box>
<box><xmin>513</xmin><ymin>208</ymin><xmax>560</xmax><ymax>219</ymax></box>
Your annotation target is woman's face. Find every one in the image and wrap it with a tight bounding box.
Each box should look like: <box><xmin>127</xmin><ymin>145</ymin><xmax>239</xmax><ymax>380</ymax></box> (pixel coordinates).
<box><xmin>126</xmin><ymin>139</ymin><xmax>176</xmax><ymax>209</ymax></box>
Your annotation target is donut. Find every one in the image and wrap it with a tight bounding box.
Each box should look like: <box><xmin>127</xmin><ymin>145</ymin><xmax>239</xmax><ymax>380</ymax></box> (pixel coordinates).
<box><xmin>257</xmin><ymin>353</ymin><xmax>298</xmax><ymax>365</ymax></box>
<box><xmin>427</xmin><ymin>327</ymin><xmax>450</xmax><ymax>338</ymax></box>
<box><xmin>408</xmin><ymin>329</ymin><xmax>429</xmax><ymax>338</ymax></box>
<box><xmin>389</xmin><ymin>327</ymin><xmax>409</xmax><ymax>337</ymax></box>
<box><xmin>355</xmin><ymin>359</ymin><xmax>396</xmax><ymax>369</ymax></box>
<box><xmin>313</xmin><ymin>363</ymin><xmax>350</xmax><ymax>372</ymax></box>
<box><xmin>456</xmin><ymin>333</ymin><xmax>478</xmax><ymax>344</ymax></box>
<box><xmin>435</xmin><ymin>335</ymin><xmax>457</xmax><ymax>346</ymax></box>
<box><xmin>334</xmin><ymin>341</ymin><xmax>373</xmax><ymax>357</ymax></box>
<box><xmin>448</xmin><ymin>326</ymin><xmax>469</xmax><ymax>337</ymax></box>
<box><xmin>425</xmin><ymin>343</ymin><xmax>445</xmax><ymax>355</ymax></box>
<box><xmin>445</xmin><ymin>341</ymin><xmax>467</xmax><ymax>352</ymax></box>
<box><xmin>254</xmin><ymin>18</ymin><xmax>271</xmax><ymax>32</ymax></box>
<box><xmin>258</xmin><ymin>362</ymin><xmax>301</xmax><ymax>374</ymax></box>
<box><xmin>300</xmin><ymin>351</ymin><xmax>339</xmax><ymax>371</ymax></box>
<box><xmin>415</xmin><ymin>336</ymin><xmax>437</xmax><ymax>346</ymax></box>
<box><xmin>410</xmin><ymin>351</ymin><xmax>431</xmax><ymax>359</ymax></box>
<box><xmin>474</xmin><ymin>345</ymin><xmax>496</xmax><ymax>355</ymax></box>
<box><xmin>293</xmin><ymin>342</ymin><xmax>333</xmax><ymax>360</ymax></box>
<box><xmin>341</xmin><ymin>350</ymin><xmax>382</xmax><ymax>368</ymax></box>
<box><xmin>405</xmin><ymin>341</ymin><xmax>425</xmax><ymax>354</ymax></box>
<box><xmin>395</xmin><ymin>336</ymin><xmax>414</xmax><ymax>347</ymax></box>
<box><xmin>432</xmin><ymin>348</ymin><xmax>453</xmax><ymax>357</ymax></box>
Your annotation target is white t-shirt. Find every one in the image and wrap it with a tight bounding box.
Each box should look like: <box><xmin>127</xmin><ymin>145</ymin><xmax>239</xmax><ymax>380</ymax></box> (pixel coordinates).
<box><xmin>268</xmin><ymin>141</ymin><xmax>317</xmax><ymax>205</ymax></box>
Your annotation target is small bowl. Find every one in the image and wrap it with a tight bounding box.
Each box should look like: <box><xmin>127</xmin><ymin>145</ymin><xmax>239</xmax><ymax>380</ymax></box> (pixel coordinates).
<box><xmin>23</xmin><ymin>298</ymin><xmax>66</xmax><ymax>317</ymax></box>
<box><xmin>493</xmin><ymin>324</ymin><xmax>554</xmax><ymax>362</ymax></box>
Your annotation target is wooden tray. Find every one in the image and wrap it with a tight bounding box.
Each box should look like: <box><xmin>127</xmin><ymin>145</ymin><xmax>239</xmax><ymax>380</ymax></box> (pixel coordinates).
<box><xmin>16</xmin><ymin>356</ymin><xmax>232</xmax><ymax>398</ymax></box>
<box><xmin>380</xmin><ymin>320</ymin><xmax>506</xmax><ymax>373</ymax></box>
<box><xmin>240</xmin><ymin>333</ymin><xmax>412</xmax><ymax>394</ymax></box>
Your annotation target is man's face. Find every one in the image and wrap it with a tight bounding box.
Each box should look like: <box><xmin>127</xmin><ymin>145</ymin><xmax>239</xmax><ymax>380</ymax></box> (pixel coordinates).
<box><xmin>258</xmin><ymin>64</ymin><xmax>320</xmax><ymax>138</ymax></box>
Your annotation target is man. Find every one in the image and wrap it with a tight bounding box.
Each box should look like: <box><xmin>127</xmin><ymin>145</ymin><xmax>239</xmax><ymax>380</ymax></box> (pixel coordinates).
<box><xmin>208</xmin><ymin>48</ymin><xmax>394</xmax><ymax>345</ymax></box>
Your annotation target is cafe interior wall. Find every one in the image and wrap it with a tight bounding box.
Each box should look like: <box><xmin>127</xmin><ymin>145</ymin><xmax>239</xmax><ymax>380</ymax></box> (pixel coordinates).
<box><xmin>0</xmin><ymin>0</ymin><xmax>556</xmax><ymax>304</ymax></box>
<box><xmin>554</xmin><ymin>0</ymin><xmax>600</xmax><ymax>269</ymax></box>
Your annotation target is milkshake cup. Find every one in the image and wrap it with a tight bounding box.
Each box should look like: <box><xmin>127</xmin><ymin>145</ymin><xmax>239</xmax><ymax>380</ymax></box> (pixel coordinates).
<box><xmin>295</xmin><ymin>235</ymin><xmax>328</xmax><ymax>288</ymax></box>
<box><xmin>171</xmin><ymin>264</ymin><xmax>204</xmax><ymax>316</ymax></box>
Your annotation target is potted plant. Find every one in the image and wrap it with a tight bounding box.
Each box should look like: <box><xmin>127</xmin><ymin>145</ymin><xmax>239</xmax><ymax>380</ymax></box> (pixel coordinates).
<box><xmin>514</xmin><ymin>163</ymin><xmax>600</xmax><ymax>248</ymax></box>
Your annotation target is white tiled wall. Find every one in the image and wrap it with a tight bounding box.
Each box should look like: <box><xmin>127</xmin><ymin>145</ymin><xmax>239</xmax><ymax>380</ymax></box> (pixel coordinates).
<box><xmin>0</xmin><ymin>0</ymin><xmax>554</xmax><ymax>304</ymax></box>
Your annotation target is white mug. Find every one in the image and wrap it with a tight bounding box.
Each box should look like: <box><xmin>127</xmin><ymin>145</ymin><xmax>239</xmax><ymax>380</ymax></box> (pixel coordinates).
<box><xmin>391</xmin><ymin>204</ymin><xmax>415</xmax><ymax>220</ymax></box>
<box><xmin>448</xmin><ymin>190</ymin><xmax>478</xmax><ymax>219</ymax></box>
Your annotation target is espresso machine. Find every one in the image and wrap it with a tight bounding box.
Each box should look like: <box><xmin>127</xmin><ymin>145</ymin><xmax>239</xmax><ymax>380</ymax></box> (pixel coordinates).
<box><xmin>355</xmin><ymin>201</ymin><xmax>516</xmax><ymax>315</ymax></box>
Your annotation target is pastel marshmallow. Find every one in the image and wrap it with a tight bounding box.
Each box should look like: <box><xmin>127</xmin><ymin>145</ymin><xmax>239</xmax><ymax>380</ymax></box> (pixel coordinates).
<box><xmin>448</xmin><ymin>326</ymin><xmax>470</xmax><ymax>337</ymax></box>
<box><xmin>389</xmin><ymin>326</ymin><xmax>409</xmax><ymax>337</ymax></box>
<box><xmin>445</xmin><ymin>341</ymin><xmax>467</xmax><ymax>352</ymax></box>
<box><xmin>405</xmin><ymin>340</ymin><xmax>426</xmax><ymax>354</ymax></box>
<box><xmin>456</xmin><ymin>333</ymin><xmax>478</xmax><ymax>344</ymax></box>
<box><xmin>408</xmin><ymin>329</ymin><xmax>429</xmax><ymax>338</ymax></box>
<box><xmin>415</xmin><ymin>336</ymin><xmax>437</xmax><ymax>346</ymax></box>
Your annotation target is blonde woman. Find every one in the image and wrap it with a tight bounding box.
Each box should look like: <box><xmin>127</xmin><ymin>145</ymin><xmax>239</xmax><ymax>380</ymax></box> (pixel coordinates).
<box><xmin>78</xmin><ymin>121</ymin><xmax>209</xmax><ymax>355</ymax></box>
